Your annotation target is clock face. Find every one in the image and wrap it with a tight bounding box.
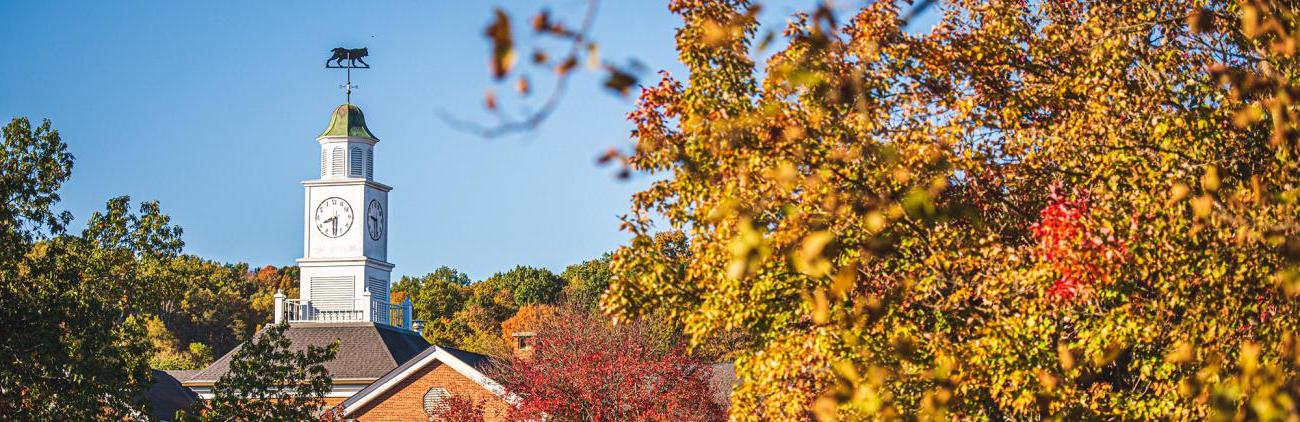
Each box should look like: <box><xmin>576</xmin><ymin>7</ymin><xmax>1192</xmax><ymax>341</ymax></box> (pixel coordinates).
<box><xmin>314</xmin><ymin>197</ymin><xmax>354</xmax><ymax>238</ymax></box>
<box><xmin>367</xmin><ymin>200</ymin><xmax>384</xmax><ymax>240</ymax></box>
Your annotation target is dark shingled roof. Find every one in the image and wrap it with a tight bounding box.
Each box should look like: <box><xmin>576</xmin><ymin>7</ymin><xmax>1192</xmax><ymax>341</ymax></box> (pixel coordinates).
<box><xmin>145</xmin><ymin>370</ymin><xmax>198</xmax><ymax>421</ymax></box>
<box><xmin>163</xmin><ymin>369</ymin><xmax>200</xmax><ymax>383</ymax></box>
<box><xmin>440</xmin><ymin>345</ymin><xmax>494</xmax><ymax>370</ymax></box>
<box><xmin>186</xmin><ymin>322</ymin><xmax>430</xmax><ymax>383</ymax></box>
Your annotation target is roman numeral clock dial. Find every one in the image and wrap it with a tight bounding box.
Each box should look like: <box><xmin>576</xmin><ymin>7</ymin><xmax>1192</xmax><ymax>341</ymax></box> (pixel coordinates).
<box><xmin>314</xmin><ymin>197</ymin><xmax>354</xmax><ymax>238</ymax></box>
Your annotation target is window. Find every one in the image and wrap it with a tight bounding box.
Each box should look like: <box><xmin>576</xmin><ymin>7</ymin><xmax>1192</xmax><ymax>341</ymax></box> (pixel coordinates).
<box><xmin>331</xmin><ymin>147</ymin><xmax>344</xmax><ymax>176</ymax></box>
<box><xmin>350</xmin><ymin>147</ymin><xmax>363</xmax><ymax>176</ymax></box>
<box><xmin>423</xmin><ymin>387</ymin><xmax>451</xmax><ymax>415</ymax></box>
<box><xmin>365</xmin><ymin>148</ymin><xmax>373</xmax><ymax>179</ymax></box>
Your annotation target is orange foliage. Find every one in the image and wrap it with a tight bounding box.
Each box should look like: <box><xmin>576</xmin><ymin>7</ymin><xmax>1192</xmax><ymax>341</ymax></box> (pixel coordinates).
<box><xmin>499</xmin><ymin>304</ymin><xmax>558</xmax><ymax>344</ymax></box>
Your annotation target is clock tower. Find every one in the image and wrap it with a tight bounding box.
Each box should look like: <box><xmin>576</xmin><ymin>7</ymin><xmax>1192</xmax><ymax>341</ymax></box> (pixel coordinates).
<box><xmin>297</xmin><ymin>103</ymin><xmax>393</xmax><ymax>320</ymax></box>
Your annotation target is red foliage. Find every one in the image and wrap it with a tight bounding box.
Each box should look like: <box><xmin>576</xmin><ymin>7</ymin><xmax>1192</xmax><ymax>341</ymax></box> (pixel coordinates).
<box><xmin>1030</xmin><ymin>185</ymin><xmax>1127</xmax><ymax>301</ymax></box>
<box><xmin>317</xmin><ymin>405</ymin><xmax>344</xmax><ymax>421</ymax></box>
<box><xmin>431</xmin><ymin>395</ymin><xmax>487</xmax><ymax>422</ymax></box>
<box><xmin>497</xmin><ymin>310</ymin><xmax>725</xmax><ymax>422</ymax></box>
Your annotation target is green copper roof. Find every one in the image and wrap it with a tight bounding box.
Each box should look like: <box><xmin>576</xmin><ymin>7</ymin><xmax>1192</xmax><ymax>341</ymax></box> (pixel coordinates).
<box><xmin>319</xmin><ymin>104</ymin><xmax>378</xmax><ymax>140</ymax></box>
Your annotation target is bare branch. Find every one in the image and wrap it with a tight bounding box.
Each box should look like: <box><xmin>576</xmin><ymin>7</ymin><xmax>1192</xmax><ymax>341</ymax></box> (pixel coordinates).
<box><xmin>443</xmin><ymin>0</ymin><xmax>600</xmax><ymax>139</ymax></box>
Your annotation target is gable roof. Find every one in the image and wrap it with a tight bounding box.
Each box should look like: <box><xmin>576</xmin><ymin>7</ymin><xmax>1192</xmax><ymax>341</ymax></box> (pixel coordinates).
<box><xmin>340</xmin><ymin>345</ymin><xmax>515</xmax><ymax>415</ymax></box>
<box><xmin>184</xmin><ymin>322</ymin><xmax>429</xmax><ymax>385</ymax></box>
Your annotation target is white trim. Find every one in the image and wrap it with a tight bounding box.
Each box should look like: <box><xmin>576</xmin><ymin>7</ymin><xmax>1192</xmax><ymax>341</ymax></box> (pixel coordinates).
<box><xmin>296</xmin><ymin>256</ymin><xmax>395</xmax><ymax>271</ymax></box>
<box><xmin>318</xmin><ymin>136</ymin><xmax>378</xmax><ymax>146</ymax></box>
<box><xmin>343</xmin><ymin>347</ymin><xmax>520</xmax><ymax>415</ymax></box>
<box><xmin>186</xmin><ymin>382</ymin><xmax>372</xmax><ymax>400</ymax></box>
<box><xmin>324</xmin><ymin>383</ymin><xmax>372</xmax><ymax>398</ymax></box>
<box><xmin>301</xmin><ymin>178</ymin><xmax>392</xmax><ymax>192</ymax></box>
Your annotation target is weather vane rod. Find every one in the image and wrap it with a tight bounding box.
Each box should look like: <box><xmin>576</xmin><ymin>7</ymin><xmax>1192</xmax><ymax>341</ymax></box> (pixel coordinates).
<box><xmin>326</xmin><ymin>47</ymin><xmax>370</xmax><ymax>104</ymax></box>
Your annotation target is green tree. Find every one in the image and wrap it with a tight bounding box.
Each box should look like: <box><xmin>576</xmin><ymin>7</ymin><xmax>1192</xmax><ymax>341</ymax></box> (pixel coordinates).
<box><xmin>399</xmin><ymin>266</ymin><xmax>472</xmax><ymax>322</ymax></box>
<box><xmin>188</xmin><ymin>323</ymin><xmax>338</xmax><ymax>421</ymax></box>
<box><xmin>490</xmin><ymin>265</ymin><xmax>566</xmax><ymax>307</ymax></box>
<box><xmin>560</xmin><ymin>255</ymin><xmax>613</xmax><ymax>313</ymax></box>
<box><xmin>0</xmin><ymin>117</ymin><xmax>71</xmax><ymax>258</ymax></box>
<box><xmin>0</xmin><ymin>117</ymin><xmax>185</xmax><ymax>418</ymax></box>
<box><xmin>422</xmin><ymin>313</ymin><xmax>477</xmax><ymax>349</ymax></box>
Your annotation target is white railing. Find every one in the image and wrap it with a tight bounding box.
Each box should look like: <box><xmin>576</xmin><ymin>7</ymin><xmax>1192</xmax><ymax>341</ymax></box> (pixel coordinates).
<box><xmin>281</xmin><ymin>298</ymin><xmax>363</xmax><ymax>322</ymax></box>
<box><xmin>372</xmin><ymin>298</ymin><xmax>415</xmax><ymax>331</ymax></box>
<box><xmin>274</xmin><ymin>290</ymin><xmax>415</xmax><ymax>332</ymax></box>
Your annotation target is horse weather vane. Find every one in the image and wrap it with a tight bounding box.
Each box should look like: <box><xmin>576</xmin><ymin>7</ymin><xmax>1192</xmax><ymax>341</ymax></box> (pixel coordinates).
<box><xmin>326</xmin><ymin>47</ymin><xmax>370</xmax><ymax>104</ymax></box>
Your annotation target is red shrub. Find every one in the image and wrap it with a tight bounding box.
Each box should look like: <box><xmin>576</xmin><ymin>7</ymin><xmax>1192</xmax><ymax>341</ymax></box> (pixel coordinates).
<box><xmin>431</xmin><ymin>395</ymin><xmax>487</xmax><ymax>422</ymax></box>
<box><xmin>496</xmin><ymin>310</ymin><xmax>725</xmax><ymax>422</ymax></box>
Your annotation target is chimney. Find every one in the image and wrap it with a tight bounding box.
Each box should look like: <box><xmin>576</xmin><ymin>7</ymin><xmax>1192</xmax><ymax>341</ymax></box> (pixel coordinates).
<box><xmin>511</xmin><ymin>331</ymin><xmax>536</xmax><ymax>360</ymax></box>
<box><xmin>412</xmin><ymin>320</ymin><xmax>426</xmax><ymax>335</ymax></box>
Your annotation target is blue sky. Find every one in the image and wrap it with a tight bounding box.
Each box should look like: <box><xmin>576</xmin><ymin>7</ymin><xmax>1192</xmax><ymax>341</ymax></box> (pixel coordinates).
<box><xmin>0</xmin><ymin>1</ymin><xmax>937</xmax><ymax>281</ymax></box>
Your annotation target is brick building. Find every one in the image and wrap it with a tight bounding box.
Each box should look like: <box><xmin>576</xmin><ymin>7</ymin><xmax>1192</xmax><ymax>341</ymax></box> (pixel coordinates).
<box><xmin>338</xmin><ymin>345</ymin><xmax>515</xmax><ymax>420</ymax></box>
<box><xmin>168</xmin><ymin>322</ymin><xmax>514</xmax><ymax>421</ymax></box>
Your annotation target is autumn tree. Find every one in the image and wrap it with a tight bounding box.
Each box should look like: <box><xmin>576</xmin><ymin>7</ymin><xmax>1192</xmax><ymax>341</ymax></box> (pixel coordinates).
<box><xmin>496</xmin><ymin>309</ymin><xmax>725</xmax><ymax>421</ymax></box>
<box><xmin>145</xmin><ymin>256</ymin><xmax>291</xmax><ymax>363</ymax></box>
<box><xmin>499</xmin><ymin>304</ymin><xmax>557</xmax><ymax>346</ymax></box>
<box><xmin>585</xmin><ymin>0</ymin><xmax>1300</xmax><ymax>419</ymax></box>
<box><xmin>393</xmin><ymin>265</ymin><xmax>572</xmax><ymax>355</ymax></box>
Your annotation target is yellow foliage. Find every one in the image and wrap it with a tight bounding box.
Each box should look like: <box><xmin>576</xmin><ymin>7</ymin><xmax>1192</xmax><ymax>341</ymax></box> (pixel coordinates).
<box><xmin>603</xmin><ymin>0</ymin><xmax>1300</xmax><ymax>419</ymax></box>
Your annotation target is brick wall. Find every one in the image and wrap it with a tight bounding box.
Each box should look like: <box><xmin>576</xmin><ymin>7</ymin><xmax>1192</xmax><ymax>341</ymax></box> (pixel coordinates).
<box><xmin>350</xmin><ymin>362</ymin><xmax>510</xmax><ymax>421</ymax></box>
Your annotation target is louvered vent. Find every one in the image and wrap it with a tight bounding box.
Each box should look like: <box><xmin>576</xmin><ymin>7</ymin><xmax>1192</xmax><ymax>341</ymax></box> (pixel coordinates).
<box><xmin>423</xmin><ymin>388</ymin><xmax>450</xmax><ymax>415</ymax></box>
<box><xmin>310</xmin><ymin>276</ymin><xmax>354</xmax><ymax>311</ymax></box>
<box><xmin>320</xmin><ymin>149</ymin><xmax>327</xmax><ymax>177</ymax></box>
<box><xmin>367</xmin><ymin>277</ymin><xmax>389</xmax><ymax>303</ymax></box>
<box><xmin>350</xmin><ymin>147</ymin><xmax>363</xmax><ymax>176</ymax></box>
<box><xmin>331</xmin><ymin>147</ymin><xmax>345</xmax><ymax>176</ymax></box>
<box><xmin>365</xmin><ymin>149</ymin><xmax>373</xmax><ymax>179</ymax></box>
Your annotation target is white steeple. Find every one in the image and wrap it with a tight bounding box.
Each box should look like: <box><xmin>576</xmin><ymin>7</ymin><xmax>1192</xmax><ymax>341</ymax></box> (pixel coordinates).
<box><xmin>279</xmin><ymin>103</ymin><xmax>405</xmax><ymax>326</ymax></box>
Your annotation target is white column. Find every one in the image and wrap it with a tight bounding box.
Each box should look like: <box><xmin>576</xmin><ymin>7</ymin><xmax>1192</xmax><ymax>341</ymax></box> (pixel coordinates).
<box><xmin>273</xmin><ymin>290</ymin><xmax>286</xmax><ymax>324</ymax></box>
<box><xmin>360</xmin><ymin>289</ymin><xmax>372</xmax><ymax>322</ymax></box>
